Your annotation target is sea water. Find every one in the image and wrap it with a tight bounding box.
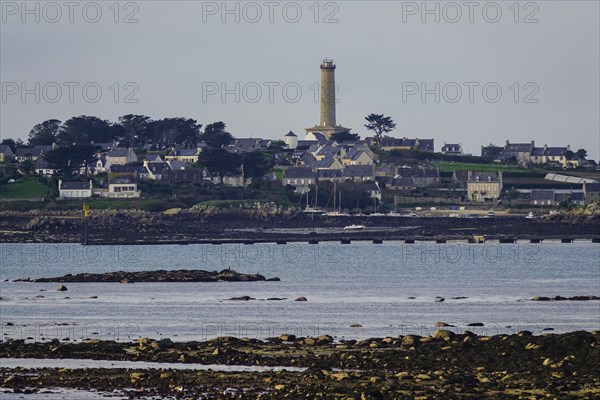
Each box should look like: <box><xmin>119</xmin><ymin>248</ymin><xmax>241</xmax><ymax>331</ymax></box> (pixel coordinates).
<box><xmin>0</xmin><ymin>242</ymin><xmax>599</xmax><ymax>342</ymax></box>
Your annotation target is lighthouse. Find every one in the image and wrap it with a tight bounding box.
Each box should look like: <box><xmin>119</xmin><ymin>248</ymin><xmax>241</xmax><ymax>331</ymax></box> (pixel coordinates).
<box><xmin>305</xmin><ymin>59</ymin><xmax>351</xmax><ymax>140</ymax></box>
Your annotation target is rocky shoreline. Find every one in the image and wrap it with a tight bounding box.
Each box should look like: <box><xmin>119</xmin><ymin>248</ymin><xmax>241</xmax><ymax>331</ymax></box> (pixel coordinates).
<box><xmin>0</xmin><ymin>210</ymin><xmax>599</xmax><ymax>244</ymax></box>
<box><xmin>1</xmin><ymin>331</ymin><xmax>599</xmax><ymax>398</ymax></box>
<box><xmin>12</xmin><ymin>269</ymin><xmax>280</xmax><ymax>283</ymax></box>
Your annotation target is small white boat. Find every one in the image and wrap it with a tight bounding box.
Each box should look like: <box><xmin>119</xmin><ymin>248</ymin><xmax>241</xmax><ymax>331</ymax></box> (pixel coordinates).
<box><xmin>304</xmin><ymin>207</ymin><xmax>324</xmax><ymax>214</ymax></box>
<box><xmin>486</xmin><ymin>210</ymin><xmax>496</xmax><ymax>218</ymax></box>
<box><xmin>386</xmin><ymin>211</ymin><xmax>403</xmax><ymax>217</ymax></box>
<box><xmin>325</xmin><ymin>211</ymin><xmax>350</xmax><ymax>217</ymax></box>
<box><xmin>344</xmin><ymin>224</ymin><xmax>365</xmax><ymax>230</ymax></box>
<box><xmin>525</xmin><ymin>212</ymin><xmax>538</xmax><ymax>219</ymax></box>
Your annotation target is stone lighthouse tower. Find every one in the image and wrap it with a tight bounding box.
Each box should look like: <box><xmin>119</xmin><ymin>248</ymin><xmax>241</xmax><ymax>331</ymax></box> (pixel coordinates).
<box><xmin>320</xmin><ymin>59</ymin><xmax>336</xmax><ymax>128</ymax></box>
<box><xmin>306</xmin><ymin>59</ymin><xmax>351</xmax><ymax>140</ymax></box>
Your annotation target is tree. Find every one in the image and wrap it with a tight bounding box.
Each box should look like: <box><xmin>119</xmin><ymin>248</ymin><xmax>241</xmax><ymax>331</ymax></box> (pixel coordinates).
<box><xmin>58</xmin><ymin>116</ymin><xmax>115</xmax><ymax>145</ymax></box>
<box><xmin>331</xmin><ymin>131</ymin><xmax>360</xmax><ymax>142</ymax></box>
<box><xmin>240</xmin><ymin>151</ymin><xmax>274</xmax><ymax>183</ymax></box>
<box><xmin>563</xmin><ymin>150</ymin><xmax>575</xmax><ymax>160</ymax></box>
<box><xmin>149</xmin><ymin>118</ymin><xmax>202</xmax><ymax>149</ymax></box>
<box><xmin>43</xmin><ymin>144</ymin><xmax>100</xmax><ymax>177</ymax></box>
<box><xmin>200</xmin><ymin>122</ymin><xmax>233</xmax><ymax>148</ymax></box>
<box><xmin>118</xmin><ymin>114</ymin><xmax>151</xmax><ymax>148</ymax></box>
<box><xmin>268</xmin><ymin>140</ymin><xmax>287</xmax><ymax>151</ymax></box>
<box><xmin>576</xmin><ymin>148</ymin><xmax>587</xmax><ymax>159</ymax></box>
<box><xmin>28</xmin><ymin>119</ymin><xmax>61</xmax><ymax>146</ymax></box>
<box><xmin>1</xmin><ymin>138</ymin><xmax>16</xmax><ymax>153</ymax></box>
<box><xmin>196</xmin><ymin>148</ymin><xmax>240</xmax><ymax>183</ymax></box>
<box><xmin>364</xmin><ymin>114</ymin><xmax>396</xmax><ymax>149</ymax></box>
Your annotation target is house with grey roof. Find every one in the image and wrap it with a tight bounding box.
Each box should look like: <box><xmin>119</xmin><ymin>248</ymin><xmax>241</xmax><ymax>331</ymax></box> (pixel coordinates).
<box><xmin>162</xmin><ymin>169</ymin><xmax>206</xmax><ymax>185</ymax></box>
<box><xmin>503</xmin><ymin>140</ymin><xmax>534</xmax><ymax>165</ymax></box>
<box><xmin>14</xmin><ymin>145</ymin><xmax>52</xmax><ymax>162</ymax></box>
<box><xmin>110</xmin><ymin>164</ymin><xmax>149</xmax><ymax>180</ymax></box>
<box><xmin>0</xmin><ymin>144</ymin><xmax>14</xmax><ymax>162</ymax></box>
<box><xmin>312</xmin><ymin>158</ymin><xmax>343</xmax><ymax>171</ymax></box>
<box><xmin>481</xmin><ymin>144</ymin><xmax>504</xmax><ymax>161</ymax></box>
<box><xmin>165</xmin><ymin>148</ymin><xmax>201</xmax><ymax>162</ymax></box>
<box><xmin>58</xmin><ymin>180</ymin><xmax>93</xmax><ymax>198</ymax></box>
<box><xmin>167</xmin><ymin>160</ymin><xmax>190</xmax><ymax>171</ymax></box>
<box><xmin>583</xmin><ymin>182</ymin><xmax>600</xmax><ymax>204</ymax></box>
<box><xmin>530</xmin><ymin>144</ymin><xmax>578</xmax><ymax>168</ymax></box>
<box><xmin>317</xmin><ymin>169</ymin><xmax>343</xmax><ymax>182</ymax></box>
<box><xmin>376</xmin><ymin>164</ymin><xmax>395</xmax><ymax>177</ymax></box>
<box><xmin>342</xmin><ymin>147</ymin><xmax>374</xmax><ymax>166</ymax></box>
<box><xmin>378</xmin><ymin>137</ymin><xmax>434</xmax><ymax>152</ymax></box>
<box><xmin>530</xmin><ymin>189</ymin><xmax>556</xmax><ymax>206</ymax></box>
<box><xmin>441</xmin><ymin>143</ymin><xmax>463</xmax><ymax>156</ymax></box>
<box><xmin>282</xmin><ymin>167</ymin><xmax>316</xmax><ymax>187</ymax></box>
<box><xmin>35</xmin><ymin>158</ymin><xmax>57</xmax><ymax>176</ymax></box>
<box><xmin>467</xmin><ymin>171</ymin><xmax>503</xmax><ymax>202</ymax></box>
<box><xmin>396</xmin><ymin>167</ymin><xmax>440</xmax><ymax>187</ymax></box>
<box><xmin>107</xmin><ymin>147</ymin><xmax>138</xmax><ymax>166</ymax></box>
<box><xmin>145</xmin><ymin>162</ymin><xmax>171</xmax><ymax>180</ymax></box>
<box><xmin>343</xmin><ymin>165</ymin><xmax>375</xmax><ymax>182</ymax></box>
<box><xmin>312</xmin><ymin>145</ymin><xmax>345</xmax><ymax>161</ymax></box>
<box><xmin>388</xmin><ymin>177</ymin><xmax>416</xmax><ymax>190</ymax></box>
<box><xmin>94</xmin><ymin>176</ymin><xmax>140</xmax><ymax>198</ymax></box>
<box><xmin>554</xmin><ymin>192</ymin><xmax>585</xmax><ymax>206</ymax></box>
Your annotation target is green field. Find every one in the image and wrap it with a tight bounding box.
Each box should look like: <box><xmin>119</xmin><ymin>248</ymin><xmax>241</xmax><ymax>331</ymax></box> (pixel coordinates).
<box><xmin>0</xmin><ymin>178</ymin><xmax>51</xmax><ymax>198</ymax></box>
<box><xmin>432</xmin><ymin>161</ymin><xmax>534</xmax><ymax>173</ymax></box>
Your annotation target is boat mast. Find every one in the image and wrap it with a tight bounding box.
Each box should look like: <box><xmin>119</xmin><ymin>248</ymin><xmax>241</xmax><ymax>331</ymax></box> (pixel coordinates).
<box><xmin>333</xmin><ymin>181</ymin><xmax>337</xmax><ymax>212</ymax></box>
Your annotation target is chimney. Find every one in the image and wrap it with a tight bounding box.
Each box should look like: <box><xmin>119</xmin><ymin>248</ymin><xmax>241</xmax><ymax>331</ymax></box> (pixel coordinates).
<box><xmin>567</xmin><ymin>144</ymin><xmax>571</xmax><ymax>151</ymax></box>
<box><xmin>506</xmin><ymin>140</ymin><xmax>509</xmax><ymax>145</ymax></box>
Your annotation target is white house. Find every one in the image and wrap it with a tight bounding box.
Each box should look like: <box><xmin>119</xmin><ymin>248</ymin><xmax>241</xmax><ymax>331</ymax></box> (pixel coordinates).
<box><xmin>58</xmin><ymin>180</ymin><xmax>93</xmax><ymax>199</ymax></box>
<box><xmin>104</xmin><ymin>177</ymin><xmax>140</xmax><ymax>198</ymax></box>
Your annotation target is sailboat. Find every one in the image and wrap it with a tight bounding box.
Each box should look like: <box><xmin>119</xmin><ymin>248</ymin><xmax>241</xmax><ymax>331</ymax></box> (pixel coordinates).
<box><xmin>326</xmin><ymin>181</ymin><xmax>350</xmax><ymax>217</ymax></box>
<box><xmin>303</xmin><ymin>184</ymin><xmax>324</xmax><ymax>214</ymax></box>
<box><xmin>387</xmin><ymin>195</ymin><xmax>402</xmax><ymax>217</ymax></box>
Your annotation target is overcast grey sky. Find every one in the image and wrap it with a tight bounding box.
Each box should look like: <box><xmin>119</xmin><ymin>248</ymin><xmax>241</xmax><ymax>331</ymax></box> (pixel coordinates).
<box><xmin>1</xmin><ymin>1</ymin><xmax>599</xmax><ymax>159</ymax></box>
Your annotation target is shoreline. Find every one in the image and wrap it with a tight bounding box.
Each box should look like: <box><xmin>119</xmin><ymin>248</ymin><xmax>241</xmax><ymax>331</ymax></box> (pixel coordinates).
<box><xmin>1</xmin><ymin>331</ymin><xmax>599</xmax><ymax>398</ymax></box>
<box><xmin>1</xmin><ymin>212</ymin><xmax>599</xmax><ymax>244</ymax></box>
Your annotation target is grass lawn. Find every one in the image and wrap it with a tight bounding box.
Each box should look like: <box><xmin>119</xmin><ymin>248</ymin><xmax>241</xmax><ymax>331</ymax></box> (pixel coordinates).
<box><xmin>432</xmin><ymin>161</ymin><xmax>533</xmax><ymax>173</ymax></box>
<box><xmin>0</xmin><ymin>178</ymin><xmax>51</xmax><ymax>198</ymax></box>
<box><xmin>273</xmin><ymin>169</ymin><xmax>284</xmax><ymax>180</ymax></box>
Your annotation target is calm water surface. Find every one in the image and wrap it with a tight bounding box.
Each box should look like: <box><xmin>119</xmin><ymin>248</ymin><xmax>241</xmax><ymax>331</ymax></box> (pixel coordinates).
<box><xmin>1</xmin><ymin>242</ymin><xmax>599</xmax><ymax>342</ymax></box>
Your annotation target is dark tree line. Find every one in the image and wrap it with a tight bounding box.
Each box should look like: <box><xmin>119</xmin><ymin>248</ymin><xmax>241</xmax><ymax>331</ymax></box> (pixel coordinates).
<box><xmin>23</xmin><ymin>115</ymin><xmax>228</xmax><ymax>150</ymax></box>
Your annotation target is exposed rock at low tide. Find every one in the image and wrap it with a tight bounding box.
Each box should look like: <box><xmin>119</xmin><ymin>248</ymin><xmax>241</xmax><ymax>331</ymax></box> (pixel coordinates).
<box><xmin>228</xmin><ymin>296</ymin><xmax>255</xmax><ymax>301</ymax></box>
<box><xmin>15</xmin><ymin>269</ymin><xmax>279</xmax><ymax>283</ymax></box>
<box><xmin>2</xmin><ymin>331</ymin><xmax>598</xmax><ymax>399</ymax></box>
<box><xmin>532</xmin><ymin>295</ymin><xmax>600</xmax><ymax>301</ymax></box>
